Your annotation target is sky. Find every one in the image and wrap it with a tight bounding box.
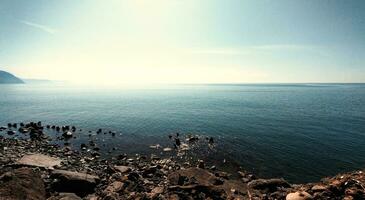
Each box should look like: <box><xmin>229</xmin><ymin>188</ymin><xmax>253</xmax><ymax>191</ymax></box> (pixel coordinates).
<box><xmin>0</xmin><ymin>0</ymin><xmax>364</xmax><ymax>85</ymax></box>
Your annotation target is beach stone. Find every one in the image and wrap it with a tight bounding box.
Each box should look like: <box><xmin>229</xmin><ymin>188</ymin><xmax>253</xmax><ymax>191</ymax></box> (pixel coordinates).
<box><xmin>17</xmin><ymin>153</ymin><xmax>62</xmax><ymax>169</ymax></box>
<box><xmin>114</xmin><ymin>165</ymin><xmax>131</xmax><ymax>173</ymax></box>
<box><xmin>311</xmin><ymin>184</ymin><xmax>327</xmax><ymax>192</ymax></box>
<box><xmin>51</xmin><ymin>170</ymin><xmax>99</xmax><ymax>197</ymax></box>
<box><xmin>104</xmin><ymin>181</ymin><xmax>124</xmax><ymax>193</ymax></box>
<box><xmin>168</xmin><ymin>167</ymin><xmax>220</xmax><ymax>187</ymax></box>
<box><xmin>0</xmin><ymin>167</ymin><xmax>46</xmax><ymax>200</ymax></box>
<box><xmin>163</xmin><ymin>147</ymin><xmax>172</xmax><ymax>152</ymax></box>
<box><xmin>248</xmin><ymin>178</ymin><xmax>290</xmax><ymax>192</ymax></box>
<box><xmin>286</xmin><ymin>191</ymin><xmax>313</xmax><ymax>200</ymax></box>
<box><xmin>47</xmin><ymin>193</ymin><xmax>82</xmax><ymax>200</ymax></box>
<box><xmin>148</xmin><ymin>186</ymin><xmax>164</xmax><ymax>198</ymax></box>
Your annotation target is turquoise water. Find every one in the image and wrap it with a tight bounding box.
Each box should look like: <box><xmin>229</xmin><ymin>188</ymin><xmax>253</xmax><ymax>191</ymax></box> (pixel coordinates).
<box><xmin>1</xmin><ymin>83</ymin><xmax>365</xmax><ymax>183</ymax></box>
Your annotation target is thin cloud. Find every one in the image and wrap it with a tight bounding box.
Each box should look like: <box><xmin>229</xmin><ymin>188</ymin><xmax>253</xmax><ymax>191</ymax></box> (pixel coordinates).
<box><xmin>190</xmin><ymin>45</ymin><xmax>329</xmax><ymax>56</ymax></box>
<box><xmin>19</xmin><ymin>20</ymin><xmax>57</xmax><ymax>34</ymax></box>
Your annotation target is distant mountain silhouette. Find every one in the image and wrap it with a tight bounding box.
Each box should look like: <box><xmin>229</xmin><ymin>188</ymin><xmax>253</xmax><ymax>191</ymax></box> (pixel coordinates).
<box><xmin>0</xmin><ymin>70</ymin><xmax>24</xmax><ymax>84</ymax></box>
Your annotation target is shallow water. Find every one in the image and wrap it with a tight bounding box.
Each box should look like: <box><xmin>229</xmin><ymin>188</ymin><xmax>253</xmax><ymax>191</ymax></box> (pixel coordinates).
<box><xmin>0</xmin><ymin>83</ymin><xmax>364</xmax><ymax>183</ymax></box>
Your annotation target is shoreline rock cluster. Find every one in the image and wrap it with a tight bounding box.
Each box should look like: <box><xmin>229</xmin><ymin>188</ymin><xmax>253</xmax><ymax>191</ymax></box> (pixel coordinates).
<box><xmin>1</xmin><ymin>122</ymin><xmax>365</xmax><ymax>199</ymax></box>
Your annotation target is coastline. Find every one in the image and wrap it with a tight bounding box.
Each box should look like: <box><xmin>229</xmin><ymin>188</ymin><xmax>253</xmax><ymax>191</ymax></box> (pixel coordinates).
<box><xmin>0</xmin><ymin>122</ymin><xmax>364</xmax><ymax>199</ymax></box>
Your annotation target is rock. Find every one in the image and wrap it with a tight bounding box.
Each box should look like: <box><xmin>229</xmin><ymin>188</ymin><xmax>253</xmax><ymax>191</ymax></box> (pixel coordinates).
<box><xmin>63</xmin><ymin>131</ymin><xmax>73</xmax><ymax>138</ymax></box>
<box><xmin>149</xmin><ymin>144</ymin><xmax>161</xmax><ymax>149</ymax></box>
<box><xmin>104</xmin><ymin>181</ymin><xmax>124</xmax><ymax>193</ymax></box>
<box><xmin>286</xmin><ymin>191</ymin><xmax>313</xmax><ymax>200</ymax></box>
<box><xmin>311</xmin><ymin>184</ymin><xmax>327</xmax><ymax>192</ymax></box>
<box><xmin>248</xmin><ymin>178</ymin><xmax>290</xmax><ymax>195</ymax></box>
<box><xmin>175</xmin><ymin>138</ymin><xmax>181</xmax><ymax>146</ymax></box>
<box><xmin>17</xmin><ymin>153</ymin><xmax>62</xmax><ymax>169</ymax></box>
<box><xmin>51</xmin><ymin>170</ymin><xmax>99</xmax><ymax>197</ymax></box>
<box><xmin>186</xmin><ymin>136</ymin><xmax>199</xmax><ymax>142</ymax></box>
<box><xmin>148</xmin><ymin>186</ymin><xmax>164</xmax><ymax>198</ymax></box>
<box><xmin>197</xmin><ymin>160</ymin><xmax>205</xmax><ymax>169</ymax></box>
<box><xmin>47</xmin><ymin>193</ymin><xmax>82</xmax><ymax>200</ymax></box>
<box><xmin>7</xmin><ymin>130</ymin><xmax>16</xmax><ymax>135</ymax></box>
<box><xmin>163</xmin><ymin>147</ymin><xmax>172</xmax><ymax>152</ymax></box>
<box><xmin>114</xmin><ymin>165</ymin><xmax>131</xmax><ymax>173</ymax></box>
<box><xmin>18</xmin><ymin>127</ymin><xmax>29</xmax><ymax>133</ymax></box>
<box><xmin>0</xmin><ymin>167</ymin><xmax>46</xmax><ymax>200</ymax></box>
<box><xmin>168</xmin><ymin>167</ymin><xmax>222</xmax><ymax>187</ymax></box>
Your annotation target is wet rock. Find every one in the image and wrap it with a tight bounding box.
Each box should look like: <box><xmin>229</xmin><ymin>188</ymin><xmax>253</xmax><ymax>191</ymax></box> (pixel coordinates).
<box><xmin>286</xmin><ymin>191</ymin><xmax>313</xmax><ymax>200</ymax></box>
<box><xmin>248</xmin><ymin>178</ymin><xmax>290</xmax><ymax>191</ymax></box>
<box><xmin>0</xmin><ymin>167</ymin><xmax>46</xmax><ymax>200</ymax></box>
<box><xmin>149</xmin><ymin>144</ymin><xmax>161</xmax><ymax>149</ymax></box>
<box><xmin>51</xmin><ymin>170</ymin><xmax>99</xmax><ymax>197</ymax></box>
<box><xmin>80</xmin><ymin>143</ymin><xmax>87</xmax><ymax>150</ymax></box>
<box><xmin>187</xmin><ymin>136</ymin><xmax>199</xmax><ymax>143</ymax></box>
<box><xmin>30</xmin><ymin>129</ymin><xmax>44</xmax><ymax>140</ymax></box>
<box><xmin>163</xmin><ymin>147</ymin><xmax>172</xmax><ymax>152</ymax></box>
<box><xmin>197</xmin><ymin>160</ymin><xmax>205</xmax><ymax>169</ymax></box>
<box><xmin>175</xmin><ymin>138</ymin><xmax>181</xmax><ymax>146</ymax></box>
<box><xmin>47</xmin><ymin>193</ymin><xmax>82</xmax><ymax>200</ymax></box>
<box><xmin>7</xmin><ymin>130</ymin><xmax>16</xmax><ymax>135</ymax></box>
<box><xmin>63</xmin><ymin>131</ymin><xmax>73</xmax><ymax>138</ymax></box>
<box><xmin>19</xmin><ymin>127</ymin><xmax>29</xmax><ymax>133</ymax></box>
<box><xmin>17</xmin><ymin>153</ymin><xmax>62</xmax><ymax>169</ymax></box>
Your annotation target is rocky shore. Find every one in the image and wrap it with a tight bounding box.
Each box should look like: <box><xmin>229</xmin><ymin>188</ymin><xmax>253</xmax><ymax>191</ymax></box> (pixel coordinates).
<box><xmin>0</xmin><ymin>122</ymin><xmax>364</xmax><ymax>200</ymax></box>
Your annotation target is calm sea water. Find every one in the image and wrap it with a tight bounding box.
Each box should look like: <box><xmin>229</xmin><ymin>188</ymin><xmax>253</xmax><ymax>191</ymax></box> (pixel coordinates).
<box><xmin>0</xmin><ymin>83</ymin><xmax>364</xmax><ymax>183</ymax></box>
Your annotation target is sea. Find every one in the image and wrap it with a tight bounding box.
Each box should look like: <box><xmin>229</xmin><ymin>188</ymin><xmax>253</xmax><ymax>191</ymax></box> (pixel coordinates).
<box><xmin>0</xmin><ymin>83</ymin><xmax>364</xmax><ymax>183</ymax></box>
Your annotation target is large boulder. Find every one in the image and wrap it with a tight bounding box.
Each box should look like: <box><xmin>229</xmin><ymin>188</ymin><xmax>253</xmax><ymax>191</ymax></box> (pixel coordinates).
<box><xmin>47</xmin><ymin>193</ymin><xmax>82</xmax><ymax>200</ymax></box>
<box><xmin>51</xmin><ymin>170</ymin><xmax>99</xmax><ymax>197</ymax></box>
<box><xmin>17</xmin><ymin>153</ymin><xmax>62</xmax><ymax>169</ymax></box>
<box><xmin>0</xmin><ymin>167</ymin><xmax>46</xmax><ymax>200</ymax></box>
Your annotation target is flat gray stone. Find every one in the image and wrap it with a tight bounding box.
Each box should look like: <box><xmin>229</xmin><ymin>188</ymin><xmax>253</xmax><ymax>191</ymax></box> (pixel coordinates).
<box><xmin>17</xmin><ymin>153</ymin><xmax>62</xmax><ymax>169</ymax></box>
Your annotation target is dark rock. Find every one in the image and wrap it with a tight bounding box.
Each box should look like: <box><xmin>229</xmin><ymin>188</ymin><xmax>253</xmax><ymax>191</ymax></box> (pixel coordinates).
<box><xmin>248</xmin><ymin>178</ymin><xmax>290</xmax><ymax>193</ymax></box>
<box><xmin>19</xmin><ymin>127</ymin><xmax>29</xmax><ymax>133</ymax></box>
<box><xmin>175</xmin><ymin>138</ymin><xmax>181</xmax><ymax>146</ymax></box>
<box><xmin>0</xmin><ymin>167</ymin><xmax>46</xmax><ymax>200</ymax></box>
<box><xmin>7</xmin><ymin>130</ymin><xmax>16</xmax><ymax>135</ymax></box>
<box><xmin>51</xmin><ymin>170</ymin><xmax>99</xmax><ymax>197</ymax></box>
<box><xmin>47</xmin><ymin>193</ymin><xmax>82</xmax><ymax>200</ymax></box>
<box><xmin>197</xmin><ymin>160</ymin><xmax>205</xmax><ymax>169</ymax></box>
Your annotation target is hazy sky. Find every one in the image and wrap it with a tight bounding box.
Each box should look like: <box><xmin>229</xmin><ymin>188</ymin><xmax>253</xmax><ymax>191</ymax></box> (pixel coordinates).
<box><xmin>0</xmin><ymin>0</ymin><xmax>364</xmax><ymax>85</ymax></box>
